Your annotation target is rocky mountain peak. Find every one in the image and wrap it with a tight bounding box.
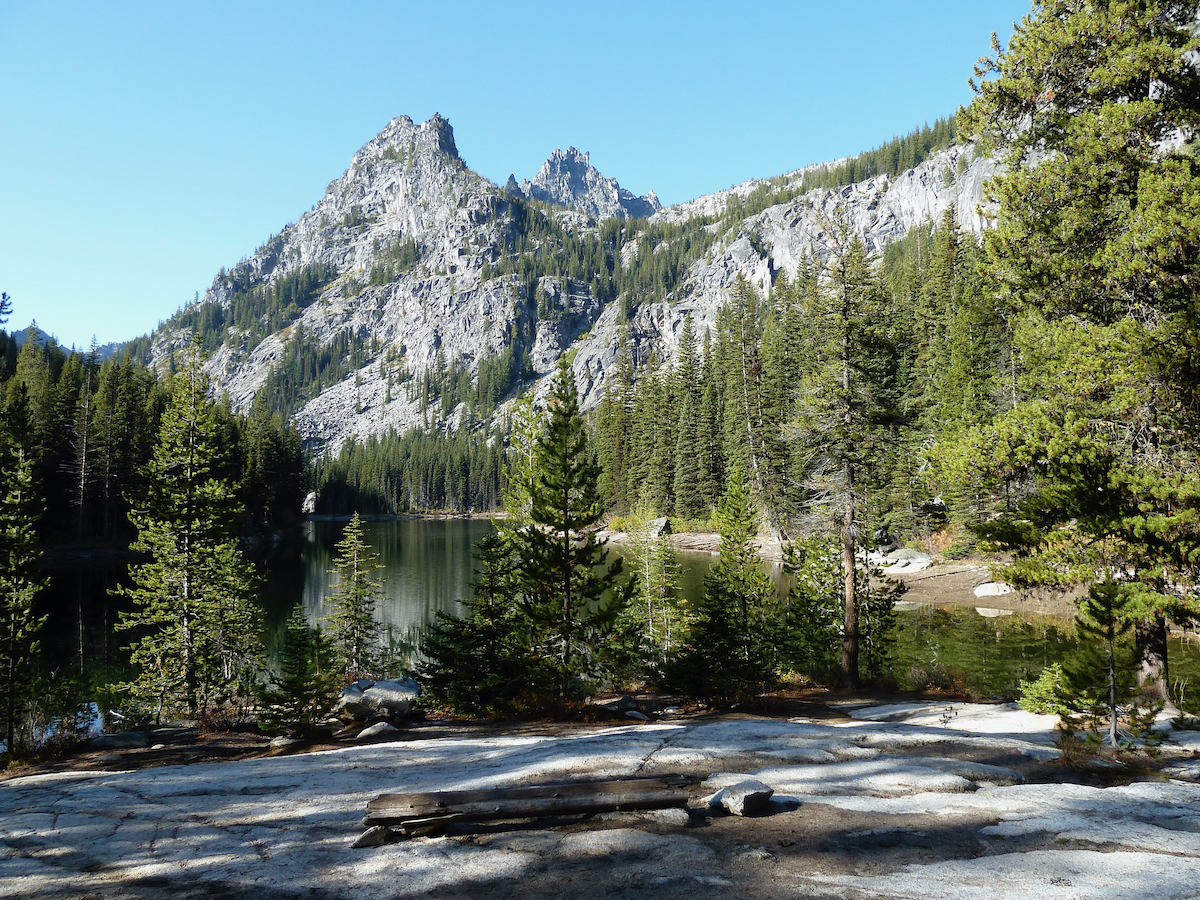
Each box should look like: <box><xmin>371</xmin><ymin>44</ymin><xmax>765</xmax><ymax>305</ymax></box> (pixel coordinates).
<box><xmin>358</xmin><ymin>113</ymin><xmax>461</xmax><ymax>166</ymax></box>
<box><xmin>516</xmin><ymin>146</ymin><xmax>661</xmax><ymax>220</ymax></box>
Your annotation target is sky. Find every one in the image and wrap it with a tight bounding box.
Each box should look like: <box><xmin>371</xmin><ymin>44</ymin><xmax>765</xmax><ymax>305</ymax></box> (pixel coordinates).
<box><xmin>0</xmin><ymin>1</ymin><xmax>1032</xmax><ymax>350</ymax></box>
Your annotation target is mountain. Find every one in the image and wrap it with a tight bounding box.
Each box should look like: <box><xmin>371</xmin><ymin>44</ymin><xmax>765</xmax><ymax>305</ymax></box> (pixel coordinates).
<box><xmin>135</xmin><ymin>114</ymin><xmax>993</xmax><ymax>455</ymax></box>
<box><xmin>508</xmin><ymin>147</ymin><xmax>661</xmax><ymax>220</ymax></box>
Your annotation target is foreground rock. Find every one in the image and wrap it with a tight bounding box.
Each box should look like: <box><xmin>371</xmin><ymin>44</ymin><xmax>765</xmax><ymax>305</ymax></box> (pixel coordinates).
<box><xmin>5</xmin><ymin>702</ymin><xmax>1200</xmax><ymax>899</ymax></box>
<box><xmin>337</xmin><ymin>677</ymin><xmax>420</xmax><ymax>720</ymax></box>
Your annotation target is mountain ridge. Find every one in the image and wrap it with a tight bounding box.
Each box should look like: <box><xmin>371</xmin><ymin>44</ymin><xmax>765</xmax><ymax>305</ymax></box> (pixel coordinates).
<box><xmin>135</xmin><ymin>113</ymin><xmax>990</xmax><ymax>455</ymax></box>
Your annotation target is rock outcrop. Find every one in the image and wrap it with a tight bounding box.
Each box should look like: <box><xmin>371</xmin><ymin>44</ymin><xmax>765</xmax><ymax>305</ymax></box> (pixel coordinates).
<box><xmin>140</xmin><ymin>115</ymin><xmax>997</xmax><ymax>454</ymax></box>
<box><xmin>517</xmin><ymin>147</ymin><xmax>661</xmax><ymax>220</ymax></box>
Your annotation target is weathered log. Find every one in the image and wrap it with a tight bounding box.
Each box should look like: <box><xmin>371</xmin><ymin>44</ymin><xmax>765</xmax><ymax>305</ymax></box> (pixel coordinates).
<box><xmin>365</xmin><ymin>777</ymin><xmax>690</xmax><ymax>826</ymax></box>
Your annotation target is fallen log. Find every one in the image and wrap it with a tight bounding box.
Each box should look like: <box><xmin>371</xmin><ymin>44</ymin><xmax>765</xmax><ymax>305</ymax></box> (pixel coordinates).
<box><xmin>364</xmin><ymin>776</ymin><xmax>691</xmax><ymax>827</ymax></box>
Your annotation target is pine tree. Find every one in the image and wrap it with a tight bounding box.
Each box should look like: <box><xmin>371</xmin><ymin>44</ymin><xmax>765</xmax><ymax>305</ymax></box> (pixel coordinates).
<box><xmin>0</xmin><ymin>388</ymin><xmax>47</xmax><ymax>753</ymax></box>
<box><xmin>959</xmin><ymin>0</ymin><xmax>1200</xmax><ymax>699</ymax></box>
<box><xmin>672</xmin><ymin>315</ymin><xmax>704</xmax><ymax>521</ymax></box>
<box><xmin>419</xmin><ymin>531</ymin><xmax>532</xmax><ymax>714</ymax></box>
<box><xmin>114</xmin><ymin>338</ymin><xmax>262</xmax><ymax>722</ymax></box>
<box><xmin>258</xmin><ymin>606</ymin><xmax>339</xmax><ymax>735</ymax></box>
<box><xmin>675</xmin><ymin>466</ymin><xmax>775</xmax><ymax>699</ymax></box>
<box><xmin>510</xmin><ymin>357</ymin><xmax>634</xmax><ymax>704</ymax></box>
<box><xmin>1061</xmin><ymin>578</ymin><xmax>1160</xmax><ymax>749</ymax></box>
<box><xmin>324</xmin><ymin>513</ymin><xmax>383</xmax><ymax>681</ymax></box>
<box><xmin>792</xmin><ymin>216</ymin><xmax>898</xmax><ymax>689</ymax></box>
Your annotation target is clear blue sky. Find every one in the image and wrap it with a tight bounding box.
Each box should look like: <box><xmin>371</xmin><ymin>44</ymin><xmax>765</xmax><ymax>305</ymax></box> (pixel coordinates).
<box><xmin>1</xmin><ymin>1</ymin><xmax>1030</xmax><ymax>350</ymax></box>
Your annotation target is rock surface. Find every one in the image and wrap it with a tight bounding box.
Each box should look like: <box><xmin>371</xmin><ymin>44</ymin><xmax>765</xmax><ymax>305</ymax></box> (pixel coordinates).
<box><xmin>338</xmin><ymin>678</ymin><xmax>420</xmax><ymax>720</ymax></box>
<box><xmin>7</xmin><ymin>702</ymin><xmax>1200</xmax><ymax>899</ymax></box>
<box><xmin>709</xmin><ymin>779</ymin><xmax>775</xmax><ymax>816</ymax></box>
<box><xmin>136</xmin><ymin>114</ymin><xmax>996</xmax><ymax>455</ymax></box>
<box><xmin>517</xmin><ymin>147</ymin><xmax>661</xmax><ymax>220</ymax></box>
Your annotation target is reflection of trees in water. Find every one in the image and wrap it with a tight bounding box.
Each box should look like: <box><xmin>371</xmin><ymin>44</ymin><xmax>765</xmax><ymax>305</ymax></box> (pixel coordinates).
<box><xmin>892</xmin><ymin>606</ymin><xmax>1077</xmax><ymax>698</ymax></box>
<box><xmin>41</xmin><ymin>521</ymin><xmax>1200</xmax><ymax>713</ymax></box>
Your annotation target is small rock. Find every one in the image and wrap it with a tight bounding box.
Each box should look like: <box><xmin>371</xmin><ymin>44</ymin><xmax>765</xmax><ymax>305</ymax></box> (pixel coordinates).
<box><xmin>90</xmin><ymin>732</ymin><xmax>150</xmax><ymax>750</ymax></box>
<box><xmin>351</xmin><ymin>826</ymin><xmax>389</xmax><ymax>848</ymax></box>
<box><xmin>357</xmin><ymin>721</ymin><xmax>400</xmax><ymax>740</ymax></box>
<box><xmin>974</xmin><ymin>582</ymin><xmax>1015</xmax><ymax>598</ymax></box>
<box><xmin>713</xmin><ymin>779</ymin><xmax>775</xmax><ymax>816</ymax></box>
<box><xmin>151</xmin><ymin>744</ymin><xmax>166</xmax><ymax>750</ymax></box>
<box><xmin>625</xmin><ymin>710</ymin><xmax>650</xmax><ymax>722</ymax></box>
<box><xmin>737</xmin><ymin>847</ymin><xmax>777</xmax><ymax>862</ymax></box>
<box><xmin>270</xmin><ymin>736</ymin><xmax>304</xmax><ymax>750</ymax></box>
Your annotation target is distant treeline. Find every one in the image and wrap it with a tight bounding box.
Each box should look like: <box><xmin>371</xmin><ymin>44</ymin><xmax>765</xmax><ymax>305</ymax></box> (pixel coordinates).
<box><xmin>0</xmin><ymin>327</ymin><xmax>305</xmax><ymax>545</ymax></box>
<box><xmin>313</xmin><ymin>426</ymin><xmax>505</xmax><ymax>514</ymax></box>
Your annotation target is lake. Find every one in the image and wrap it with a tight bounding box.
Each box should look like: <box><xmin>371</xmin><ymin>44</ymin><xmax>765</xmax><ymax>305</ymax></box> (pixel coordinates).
<box><xmin>35</xmin><ymin>517</ymin><xmax>1200</xmax><ymax>714</ymax></box>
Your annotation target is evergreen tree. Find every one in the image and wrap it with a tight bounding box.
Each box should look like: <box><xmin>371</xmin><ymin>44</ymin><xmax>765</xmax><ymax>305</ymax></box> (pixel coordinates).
<box><xmin>419</xmin><ymin>531</ymin><xmax>532</xmax><ymax>714</ymax></box>
<box><xmin>778</xmin><ymin>537</ymin><xmax>842</xmax><ymax>683</ymax></box>
<box><xmin>959</xmin><ymin>0</ymin><xmax>1200</xmax><ymax>699</ymax></box>
<box><xmin>0</xmin><ymin>388</ymin><xmax>47</xmax><ymax>753</ymax></box>
<box><xmin>792</xmin><ymin>216</ymin><xmax>898</xmax><ymax>689</ymax></box>
<box><xmin>613</xmin><ymin>500</ymin><xmax>686</xmax><ymax>680</ymax></box>
<box><xmin>258</xmin><ymin>606</ymin><xmax>339</xmax><ymax>735</ymax></box>
<box><xmin>672</xmin><ymin>315</ymin><xmax>705</xmax><ymax>521</ymax></box>
<box><xmin>1061</xmin><ymin>578</ymin><xmax>1160</xmax><ymax>749</ymax></box>
<box><xmin>114</xmin><ymin>338</ymin><xmax>262</xmax><ymax>722</ymax></box>
<box><xmin>674</xmin><ymin>466</ymin><xmax>775</xmax><ymax>699</ymax></box>
<box><xmin>510</xmin><ymin>357</ymin><xmax>634</xmax><ymax>704</ymax></box>
<box><xmin>324</xmin><ymin>513</ymin><xmax>383</xmax><ymax>681</ymax></box>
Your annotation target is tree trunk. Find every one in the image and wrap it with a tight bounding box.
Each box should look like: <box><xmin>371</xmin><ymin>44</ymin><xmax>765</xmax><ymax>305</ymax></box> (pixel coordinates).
<box><xmin>841</xmin><ymin>460</ymin><xmax>858</xmax><ymax>690</ymax></box>
<box><xmin>1136</xmin><ymin>615</ymin><xmax>1170</xmax><ymax>705</ymax></box>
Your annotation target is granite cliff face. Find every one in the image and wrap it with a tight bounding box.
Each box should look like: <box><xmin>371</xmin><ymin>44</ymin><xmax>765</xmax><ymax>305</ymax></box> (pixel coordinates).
<box><xmin>143</xmin><ymin>115</ymin><xmax>995</xmax><ymax>454</ymax></box>
<box><xmin>509</xmin><ymin>147</ymin><xmax>661</xmax><ymax>220</ymax></box>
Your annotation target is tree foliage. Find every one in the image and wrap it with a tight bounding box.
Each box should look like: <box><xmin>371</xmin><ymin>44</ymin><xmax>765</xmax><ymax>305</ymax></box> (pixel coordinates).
<box><xmin>0</xmin><ymin>389</ymin><xmax>47</xmax><ymax>753</ymax></box>
<box><xmin>114</xmin><ymin>340</ymin><xmax>262</xmax><ymax>722</ymax></box>
<box><xmin>957</xmin><ymin>0</ymin><xmax>1200</xmax><ymax>700</ymax></box>
<box><xmin>324</xmin><ymin>514</ymin><xmax>384</xmax><ymax>681</ymax></box>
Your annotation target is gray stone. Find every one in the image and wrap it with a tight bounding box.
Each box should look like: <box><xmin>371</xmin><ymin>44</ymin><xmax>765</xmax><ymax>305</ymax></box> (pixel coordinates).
<box><xmin>90</xmin><ymin>731</ymin><xmax>150</xmax><ymax>750</ymax></box>
<box><xmin>647</xmin><ymin>517</ymin><xmax>671</xmax><ymax>538</ymax></box>
<box><xmin>351</xmin><ymin>825</ymin><xmax>390</xmax><ymax>848</ymax></box>
<box><xmin>338</xmin><ymin>677</ymin><xmax>420</xmax><ymax>720</ymax></box>
<box><xmin>712</xmin><ymin>779</ymin><xmax>775</xmax><ymax>817</ymax></box>
<box><xmin>357</xmin><ymin>721</ymin><xmax>400</xmax><ymax>740</ymax></box>
<box><xmin>625</xmin><ymin>710</ymin><xmax>650</xmax><ymax>722</ymax></box>
<box><xmin>270</xmin><ymin>736</ymin><xmax>304</xmax><ymax>750</ymax></box>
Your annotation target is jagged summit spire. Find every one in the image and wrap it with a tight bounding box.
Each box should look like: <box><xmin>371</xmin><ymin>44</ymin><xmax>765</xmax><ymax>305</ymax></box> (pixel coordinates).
<box><xmin>516</xmin><ymin>147</ymin><xmax>660</xmax><ymax>220</ymax></box>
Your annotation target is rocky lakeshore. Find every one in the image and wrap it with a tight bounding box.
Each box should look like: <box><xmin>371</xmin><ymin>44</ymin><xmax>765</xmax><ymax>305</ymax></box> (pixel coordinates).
<box><xmin>5</xmin><ymin>700</ymin><xmax>1200</xmax><ymax>899</ymax></box>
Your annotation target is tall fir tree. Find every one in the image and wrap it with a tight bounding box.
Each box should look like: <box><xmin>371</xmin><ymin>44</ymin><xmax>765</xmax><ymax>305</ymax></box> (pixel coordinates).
<box><xmin>510</xmin><ymin>357</ymin><xmax>634</xmax><ymax>704</ymax></box>
<box><xmin>792</xmin><ymin>215</ymin><xmax>898</xmax><ymax>689</ymax></box>
<box><xmin>0</xmin><ymin>388</ymin><xmax>47</xmax><ymax>753</ymax></box>
<box><xmin>959</xmin><ymin>0</ymin><xmax>1200</xmax><ymax>700</ymax></box>
<box><xmin>114</xmin><ymin>337</ymin><xmax>261</xmax><ymax>722</ymax></box>
<box><xmin>324</xmin><ymin>513</ymin><xmax>383</xmax><ymax>681</ymax></box>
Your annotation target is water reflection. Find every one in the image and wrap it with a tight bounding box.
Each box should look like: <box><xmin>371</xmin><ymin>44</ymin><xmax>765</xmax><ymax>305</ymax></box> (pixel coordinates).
<box><xmin>34</xmin><ymin>519</ymin><xmax>1200</xmax><ymax>714</ymax></box>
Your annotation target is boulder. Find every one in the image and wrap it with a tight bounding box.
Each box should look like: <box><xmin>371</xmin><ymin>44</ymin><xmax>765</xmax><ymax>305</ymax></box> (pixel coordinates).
<box><xmin>647</xmin><ymin>517</ymin><xmax>671</xmax><ymax>538</ymax></box>
<box><xmin>90</xmin><ymin>731</ymin><xmax>150</xmax><ymax>750</ymax></box>
<box><xmin>710</xmin><ymin>779</ymin><xmax>775</xmax><ymax>817</ymax></box>
<box><xmin>338</xmin><ymin>678</ymin><xmax>421</xmax><ymax>720</ymax></box>
<box><xmin>973</xmin><ymin>582</ymin><xmax>1014</xmax><ymax>598</ymax></box>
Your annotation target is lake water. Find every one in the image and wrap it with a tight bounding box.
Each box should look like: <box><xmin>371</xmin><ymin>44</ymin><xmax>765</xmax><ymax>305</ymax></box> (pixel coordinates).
<box><xmin>36</xmin><ymin>518</ymin><xmax>1200</xmax><ymax>714</ymax></box>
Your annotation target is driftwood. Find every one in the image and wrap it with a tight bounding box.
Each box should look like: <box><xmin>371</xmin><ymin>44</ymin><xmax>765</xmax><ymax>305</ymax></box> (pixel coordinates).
<box><xmin>364</xmin><ymin>777</ymin><xmax>692</xmax><ymax>834</ymax></box>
